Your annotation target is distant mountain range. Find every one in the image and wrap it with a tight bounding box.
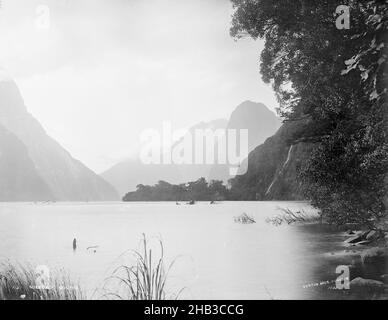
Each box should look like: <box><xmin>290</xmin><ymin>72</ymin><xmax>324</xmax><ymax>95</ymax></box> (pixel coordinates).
<box><xmin>121</xmin><ymin>119</ymin><xmax>314</xmax><ymax>202</ymax></box>
<box><xmin>0</xmin><ymin>77</ymin><xmax>119</xmax><ymax>201</ymax></box>
<box><xmin>0</xmin><ymin>72</ymin><xmax>308</xmax><ymax>202</ymax></box>
<box><xmin>102</xmin><ymin>100</ymin><xmax>281</xmax><ymax>197</ymax></box>
<box><xmin>101</xmin><ymin>119</ymin><xmax>228</xmax><ymax>196</ymax></box>
<box><xmin>122</xmin><ymin>119</ymin><xmax>314</xmax><ymax>202</ymax></box>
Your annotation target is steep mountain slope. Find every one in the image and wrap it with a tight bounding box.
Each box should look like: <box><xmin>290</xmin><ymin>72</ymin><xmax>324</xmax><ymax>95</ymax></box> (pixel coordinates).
<box><xmin>209</xmin><ymin>100</ymin><xmax>282</xmax><ymax>182</ymax></box>
<box><xmin>0</xmin><ymin>123</ymin><xmax>52</xmax><ymax>201</ymax></box>
<box><xmin>229</xmin><ymin>120</ymin><xmax>313</xmax><ymax>200</ymax></box>
<box><xmin>0</xmin><ymin>78</ymin><xmax>119</xmax><ymax>201</ymax></box>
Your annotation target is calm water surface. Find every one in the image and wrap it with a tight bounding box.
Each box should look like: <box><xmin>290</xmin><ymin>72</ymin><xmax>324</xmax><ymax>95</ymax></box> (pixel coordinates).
<box><xmin>0</xmin><ymin>201</ymin><xmax>356</xmax><ymax>299</ymax></box>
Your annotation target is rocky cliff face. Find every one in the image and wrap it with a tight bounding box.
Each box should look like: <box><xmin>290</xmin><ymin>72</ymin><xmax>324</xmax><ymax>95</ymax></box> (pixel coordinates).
<box><xmin>0</xmin><ymin>78</ymin><xmax>119</xmax><ymax>201</ymax></box>
<box><xmin>209</xmin><ymin>100</ymin><xmax>282</xmax><ymax>182</ymax></box>
<box><xmin>230</xmin><ymin>120</ymin><xmax>313</xmax><ymax>200</ymax></box>
<box><xmin>0</xmin><ymin>123</ymin><xmax>52</xmax><ymax>201</ymax></box>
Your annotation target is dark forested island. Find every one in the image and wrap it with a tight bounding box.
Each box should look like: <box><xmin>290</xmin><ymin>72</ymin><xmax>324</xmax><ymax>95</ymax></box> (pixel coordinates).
<box><xmin>123</xmin><ymin>178</ymin><xmax>229</xmax><ymax>201</ymax></box>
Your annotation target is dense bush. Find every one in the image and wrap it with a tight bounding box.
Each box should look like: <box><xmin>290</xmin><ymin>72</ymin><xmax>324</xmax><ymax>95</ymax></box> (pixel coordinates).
<box><xmin>230</xmin><ymin>0</ymin><xmax>388</xmax><ymax>226</ymax></box>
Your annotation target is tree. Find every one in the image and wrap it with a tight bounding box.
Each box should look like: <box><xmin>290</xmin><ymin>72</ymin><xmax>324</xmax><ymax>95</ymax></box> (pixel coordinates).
<box><xmin>123</xmin><ymin>178</ymin><xmax>229</xmax><ymax>201</ymax></box>
<box><xmin>230</xmin><ymin>0</ymin><xmax>388</xmax><ymax>225</ymax></box>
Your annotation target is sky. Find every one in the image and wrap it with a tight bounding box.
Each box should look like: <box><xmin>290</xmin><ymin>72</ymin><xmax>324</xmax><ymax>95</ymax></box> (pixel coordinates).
<box><xmin>0</xmin><ymin>0</ymin><xmax>278</xmax><ymax>173</ymax></box>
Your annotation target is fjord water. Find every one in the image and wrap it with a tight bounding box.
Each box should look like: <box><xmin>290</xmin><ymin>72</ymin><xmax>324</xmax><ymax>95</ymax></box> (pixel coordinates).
<box><xmin>0</xmin><ymin>201</ymin><xmax>349</xmax><ymax>299</ymax></box>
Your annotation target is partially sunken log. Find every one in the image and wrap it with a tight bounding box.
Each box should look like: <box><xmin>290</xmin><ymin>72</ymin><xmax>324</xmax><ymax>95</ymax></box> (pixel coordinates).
<box><xmin>234</xmin><ymin>213</ymin><xmax>256</xmax><ymax>224</ymax></box>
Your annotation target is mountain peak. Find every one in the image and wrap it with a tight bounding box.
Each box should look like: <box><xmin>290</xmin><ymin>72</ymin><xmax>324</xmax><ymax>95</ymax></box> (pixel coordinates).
<box><xmin>234</xmin><ymin>100</ymin><xmax>275</xmax><ymax>115</ymax></box>
<box><xmin>228</xmin><ymin>101</ymin><xmax>280</xmax><ymax>130</ymax></box>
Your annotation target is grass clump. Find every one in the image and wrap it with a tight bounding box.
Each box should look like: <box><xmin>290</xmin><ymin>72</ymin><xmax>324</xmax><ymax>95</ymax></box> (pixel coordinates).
<box><xmin>234</xmin><ymin>212</ymin><xmax>256</xmax><ymax>224</ymax></box>
<box><xmin>102</xmin><ymin>234</ymin><xmax>183</xmax><ymax>300</ymax></box>
<box><xmin>0</xmin><ymin>261</ymin><xmax>84</xmax><ymax>300</ymax></box>
<box><xmin>266</xmin><ymin>207</ymin><xmax>320</xmax><ymax>226</ymax></box>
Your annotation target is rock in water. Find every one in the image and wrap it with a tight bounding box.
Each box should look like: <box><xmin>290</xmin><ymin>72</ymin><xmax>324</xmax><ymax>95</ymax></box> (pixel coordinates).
<box><xmin>366</xmin><ymin>230</ymin><xmax>377</xmax><ymax>240</ymax></box>
<box><xmin>361</xmin><ymin>248</ymin><xmax>387</xmax><ymax>264</ymax></box>
<box><xmin>350</xmin><ymin>277</ymin><xmax>385</xmax><ymax>293</ymax></box>
<box><xmin>345</xmin><ymin>235</ymin><xmax>364</xmax><ymax>244</ymax></box>
<box><xmin>360</xmin><ymin>247</ymin><xmax>387</xmax><ymax>277</ymax></box>
<box><xmin>380</xmin><ymin>274</ymin><xmax>388</xmax><ymax>284</ymax></box>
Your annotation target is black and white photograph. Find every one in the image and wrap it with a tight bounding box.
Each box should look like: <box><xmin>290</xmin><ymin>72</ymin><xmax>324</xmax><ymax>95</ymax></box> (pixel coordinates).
<box><xmin>0</xmin><ymin>0</ymin><xmax>387</xmax><ymax>306</ymax></box>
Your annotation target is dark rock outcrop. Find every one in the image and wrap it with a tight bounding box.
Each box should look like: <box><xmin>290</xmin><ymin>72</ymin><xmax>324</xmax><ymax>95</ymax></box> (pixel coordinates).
<box><xmin>350</xmin><ymin>277</ymin><xmax>386</xmax><ymax>293</ymax></box>
<box><xmin>209</xmin><ymin>101</ymin><xmax>281</xmax><ymax>182</ymax></box>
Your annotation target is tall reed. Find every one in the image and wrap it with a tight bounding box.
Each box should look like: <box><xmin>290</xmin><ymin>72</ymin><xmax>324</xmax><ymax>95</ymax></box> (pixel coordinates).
<box><xmin>0</xmin><ymin>261</ymin><xmax>84</xmax><ymax>300</ymax></box>
<box><xmin>102</xmin><ymin>234</ymin><xmax>183</xmax><ymax>300</ymax></box>
<box><xmin>266</xmin><ymin>207</ymin><xmax>320</xmax><ymax>226</ymax></box>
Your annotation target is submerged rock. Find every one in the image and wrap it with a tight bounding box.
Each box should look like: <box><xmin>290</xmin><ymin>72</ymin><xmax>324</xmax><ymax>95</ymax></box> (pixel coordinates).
<box><xmin>360</xmin><ymin>230</ymin><xmax>371</xmax><ymax>238</ymax></box>
<box><xmin>380</xmin><ymin>274</ymin><xmax>388</xmax><ymax>284</ymax></box>
<box><xmin>365</xmin><ymin>230</ymin><xmax>378</xmax><ymax>240</ymax></box>
<box><xmin>350</xmin><ymin>277</ymin><xmax>385</xmax><ymax>293</ymax></box>
<box><xmin>345</xmin><ymin>235</ymin><xmax>365</xmax><ymax>244</ymax></box>
<box><xmin>353</xmin><ymin>240</ymin><xmax>371</xmax><ymax>246</ymax></box>
<box><xmin>356</xmin><ymin>247</ymin><xmax>388</xmax><ymax>280</ymax></box>
<box><xmin>345</xmin><ymin>230</ymin><xmax>384</xmax><ymax>245</ymax></box>
<box><xmin>361</xmin><ymin>248</ymin><xmax>388</xmax><ymax>265</ymax></box>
